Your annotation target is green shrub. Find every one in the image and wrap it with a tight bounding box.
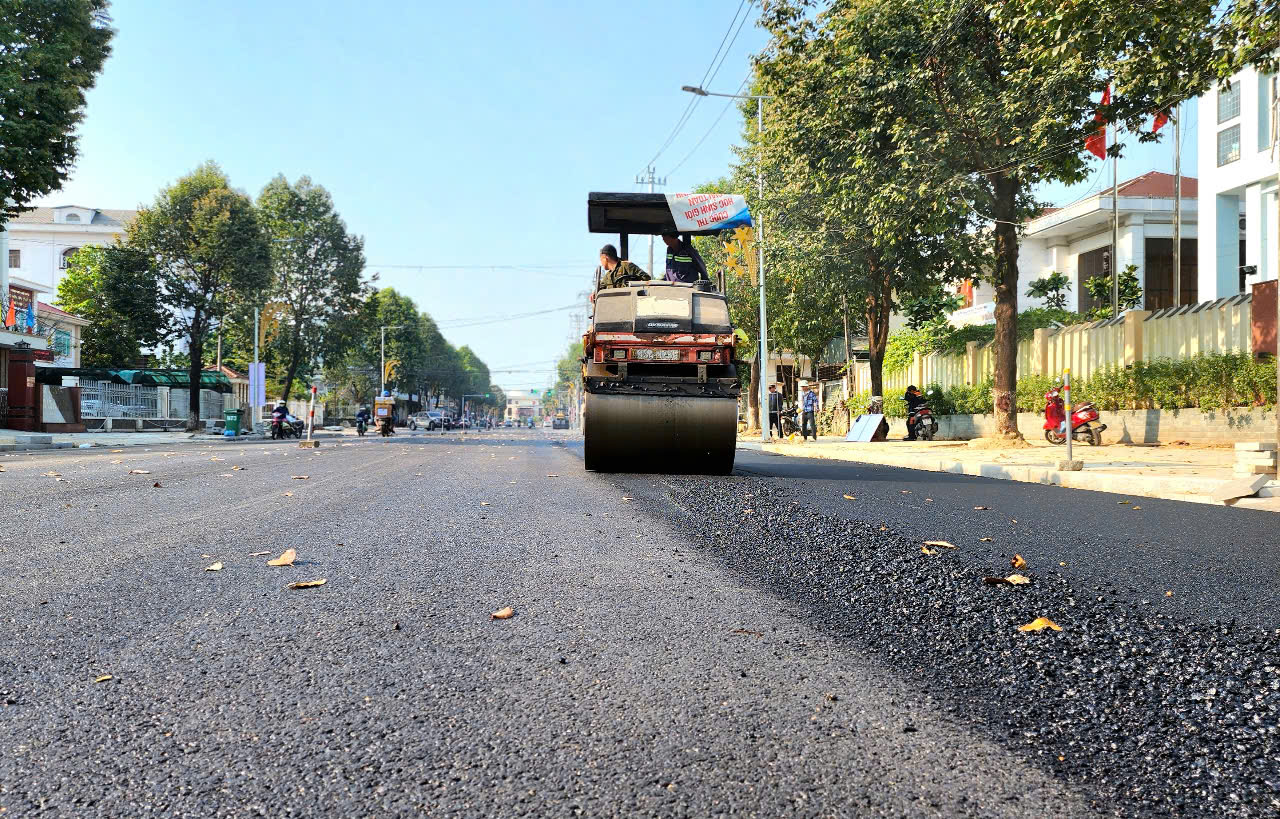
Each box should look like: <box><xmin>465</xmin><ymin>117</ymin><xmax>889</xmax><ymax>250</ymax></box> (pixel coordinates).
<box><xmin>945</xmin><ymin>381</ymin><xmax>994</xmax><ymax>415</ymax></box>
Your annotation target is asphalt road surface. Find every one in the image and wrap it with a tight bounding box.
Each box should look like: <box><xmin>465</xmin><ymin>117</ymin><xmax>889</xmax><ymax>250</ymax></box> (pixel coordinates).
<box><xmin>1</xmin><ymin>430</ymin><xmax>1276</xmax><ymax>817</ymax></box>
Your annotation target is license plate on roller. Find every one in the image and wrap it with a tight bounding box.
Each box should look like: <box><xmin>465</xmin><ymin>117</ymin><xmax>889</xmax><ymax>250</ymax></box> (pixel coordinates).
<box><xmin>632</xmin><ymin>348</ymin><xmax>680</xmax><ymax>361</ymax></box>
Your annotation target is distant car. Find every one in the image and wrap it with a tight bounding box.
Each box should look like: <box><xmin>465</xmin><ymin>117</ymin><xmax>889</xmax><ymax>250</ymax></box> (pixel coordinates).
<box><xmin>543</xmin><ymin>417</ymin><xmax>552</xmax><ymax>428</ymax></box>
<box><xmin>503</xmin><ymin>419</ymin><xmax>513</xmax><ymax>428</ymax></box>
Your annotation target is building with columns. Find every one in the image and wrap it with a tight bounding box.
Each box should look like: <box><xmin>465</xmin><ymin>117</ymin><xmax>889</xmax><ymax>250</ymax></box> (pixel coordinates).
<box><xmin>952</xmin><ymin>171</ymin><xmax>1199</xmax><ymax>326</ymax></box>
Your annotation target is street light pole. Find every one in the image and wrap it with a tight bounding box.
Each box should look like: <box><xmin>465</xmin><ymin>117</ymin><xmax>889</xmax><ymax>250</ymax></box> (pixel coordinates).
<box><xmin>681</xmin><ymin>84</ymin><xmax>773</xmax><ymax>441</ymax></box>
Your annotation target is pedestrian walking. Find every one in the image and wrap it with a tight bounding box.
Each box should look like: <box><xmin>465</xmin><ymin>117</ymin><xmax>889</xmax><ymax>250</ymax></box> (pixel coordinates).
<box><xmin>767</xmin><ymin>383</ymin><xmax>782</xmax><ymax>438</ymax></box>
<box><xmin>800</xmin><ymin>381</ymin><xmax>818</xmax><ymax>441</ymax></box>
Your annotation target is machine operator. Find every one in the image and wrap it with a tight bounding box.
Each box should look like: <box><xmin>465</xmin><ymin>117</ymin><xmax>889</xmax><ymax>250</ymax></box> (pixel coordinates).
<box><xmin>595</xmin><ymin>244</ymin><xmax>650</xmax><ymax>292</ymax></box>
<box><xmin>660</xmin><ymin>232</ymin><xmax>708</xmax><ymax>283</ymax></box>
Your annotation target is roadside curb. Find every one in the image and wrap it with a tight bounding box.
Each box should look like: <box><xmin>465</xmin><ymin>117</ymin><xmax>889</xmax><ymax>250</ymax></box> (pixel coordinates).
<box><xmin>737</xmin><ymin>441</ymin><xmax>1280</xmax><ymax>511</ymax></box>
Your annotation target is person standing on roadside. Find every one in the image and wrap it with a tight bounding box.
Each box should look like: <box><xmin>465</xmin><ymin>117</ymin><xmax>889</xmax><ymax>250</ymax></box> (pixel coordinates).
<box><xmin>767</xmin><ymin>383</ymin><xmax>782</xmax><ymax>438</ymax></box>
<box><xmin>800</xmin><ymin>381</ymin><xmax>818</xmax><ymax>441</ymax></box>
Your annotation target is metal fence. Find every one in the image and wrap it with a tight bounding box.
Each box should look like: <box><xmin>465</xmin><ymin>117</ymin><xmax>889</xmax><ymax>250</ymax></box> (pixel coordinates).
<box><xmin>79</xmin><ymin>380</ymin><xmax>161</xmax><ymax>419</ymax></box>
<box><xmin>168</xmin><ymin>389</ymin><xmax>224</xmax><ymax>421</ymax></box>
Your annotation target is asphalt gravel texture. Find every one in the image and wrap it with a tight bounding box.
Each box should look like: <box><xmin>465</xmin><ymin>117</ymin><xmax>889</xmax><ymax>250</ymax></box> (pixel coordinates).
<box><xmin>0</xmin><ymin>431</ymin><xmax>1276</xmax><ymax>817</ymax></box>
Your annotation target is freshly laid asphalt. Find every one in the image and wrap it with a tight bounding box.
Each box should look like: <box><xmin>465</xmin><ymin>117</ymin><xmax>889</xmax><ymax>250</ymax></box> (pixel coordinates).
<box><xmin>0</xmin><ymin>430</ymin><xmax>1276</xmax><ymax>817</ymax></box>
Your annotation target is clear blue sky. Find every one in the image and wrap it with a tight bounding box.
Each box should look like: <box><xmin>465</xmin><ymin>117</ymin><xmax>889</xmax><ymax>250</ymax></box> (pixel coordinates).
<box><xmin>40</xmin><ymin>1</ymin><xmax>1193</xmax><ymax>390</ymax></box>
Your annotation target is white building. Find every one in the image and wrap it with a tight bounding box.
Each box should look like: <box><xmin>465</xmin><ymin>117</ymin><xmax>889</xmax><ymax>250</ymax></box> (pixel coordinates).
<box><xmin>505</xmin><ymin>390</ymin><xmax>541</xmax><ymax>421</ymax></box>
<box><xmin>1197</xmin><ymin>67</ymin><xmax>1278</xmax><ymax>298</ymax></box>
<box><xmin>953</xmin><ymin>171</ymin><xmax>1199</xmax><ymax>325</ymax></box>
<box><xmin>0</xmin><ymin>205</ymin><xmax>135</xmax><ymax>374</ymax></box>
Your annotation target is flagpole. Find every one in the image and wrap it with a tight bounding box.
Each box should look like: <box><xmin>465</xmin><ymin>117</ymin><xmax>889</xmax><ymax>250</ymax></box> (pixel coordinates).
<box><xmin>1112</xmin><ymin>121</ymin><xmax>1120</xmax><ymax>316</ymax></box>
<box><xmin>1173</xmin><ymin>103</ymin><xmax>1182</xmax><ymax>308</ymax></box>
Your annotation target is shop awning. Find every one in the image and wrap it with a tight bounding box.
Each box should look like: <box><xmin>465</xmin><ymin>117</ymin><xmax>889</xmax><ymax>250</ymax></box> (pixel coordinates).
<box><xmin>34</xmin><ymin>367</ymin><xmax>234</xmax><ymax>393</ymax></box>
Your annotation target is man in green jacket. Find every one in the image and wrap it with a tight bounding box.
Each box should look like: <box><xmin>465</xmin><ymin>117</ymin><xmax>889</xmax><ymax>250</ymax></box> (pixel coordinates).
<box><xmin>596</xmin><ymin>244</ymin><xmax>650</xmax><ymax>292</ymax></box>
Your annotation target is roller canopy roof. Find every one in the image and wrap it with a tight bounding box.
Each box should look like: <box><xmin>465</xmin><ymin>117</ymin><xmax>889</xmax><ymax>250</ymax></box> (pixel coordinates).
<box><xmin>587</xmin><ymin>192</ymin><xmax>752</xmax><ymax>237</ymax></box>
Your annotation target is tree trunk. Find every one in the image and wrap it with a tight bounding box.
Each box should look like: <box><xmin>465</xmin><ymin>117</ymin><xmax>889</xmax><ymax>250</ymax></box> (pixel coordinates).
<box><xmin>187</xmin><ymin>310</ymin><xmax>204</xmax><ymax>432</ymax></box>
<box><xmin>281</xmin><ymin>329</ymin><xmax>303</xmax><ymax>403</ymax></box>
<box><xmin>865</xmin><ymin>260</ymin><xmax>893</xmax><ymax>398</ymax></box>
<box><xmin>991</xmin><ymin>173</ymin><xmax>1021</xmax><ymax>437</ymax></box>
<box><xmin>748</xmin><ymin>350</ymin><xmax>761</xmax><ymax>431</ymax></box>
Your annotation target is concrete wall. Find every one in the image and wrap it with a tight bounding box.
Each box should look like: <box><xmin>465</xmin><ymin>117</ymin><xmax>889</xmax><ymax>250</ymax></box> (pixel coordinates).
<box><xmin>926</xmin><ymin>407</ymin><xmax>1276</xmax><ymax>445</ymax></box>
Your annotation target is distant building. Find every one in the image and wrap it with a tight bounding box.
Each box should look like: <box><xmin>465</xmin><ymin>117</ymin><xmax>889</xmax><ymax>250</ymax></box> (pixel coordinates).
<box><xmin>505</xmin><ymin>390</ymin><xmax>541</xmax><ymax>421</ymax></box>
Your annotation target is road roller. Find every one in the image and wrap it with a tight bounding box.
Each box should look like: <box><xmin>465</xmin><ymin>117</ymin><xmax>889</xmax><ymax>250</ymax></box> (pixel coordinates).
<box><xmin>581</xmin><ymin>191</ymin><xmax>750</xmax><ymax>474</ymax></box>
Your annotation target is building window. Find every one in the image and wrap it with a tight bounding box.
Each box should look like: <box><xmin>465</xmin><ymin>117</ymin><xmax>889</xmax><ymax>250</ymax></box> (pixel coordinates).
<box><xmin>1217</xmin><ymin>124</ymin><xmax>1241</xmax><ymax>166</ymax></box>
<box><xmin>60</xmin><ymin>247</ymin><xmax>80</xmax><ymax>269</ymax></box>
<box><xmin>1218</xmin><ymin>81</ymin><xmax>1241</xmax><ymax>123</ymax></box>
<box><xmin>54</xmin><ymin>329</ymin><xmax>72</xmax><ymax>358</ymax></box>
<box><xmin>7</xmin><ymin>249</ymin><xmax>18</xmax><ymax>269</ymax></box>
<box><xmin>1263</xmin><ymin>75</ymin><xmax>1278</xmax><ymax>152</ymax></box>
<box><xmin>63</xmin><ymin>213</ymin><xmax>80</xmax><ymax>223</ymax></box>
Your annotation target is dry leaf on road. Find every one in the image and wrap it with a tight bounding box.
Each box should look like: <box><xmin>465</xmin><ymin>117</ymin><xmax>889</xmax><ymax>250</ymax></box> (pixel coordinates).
<box><xmin>43</xmin><ymin>471</ymin><xmax>60</xmax><ymax>477</ymax></box>
<box><xmin>924</xmin><ymin>540</ymin><xmax>956</xmax><ymax>549</ymax></box>
<box><xmin>129</xmin><ymin>469</ymin><xmax>150</xmax><ymax>475</ymax></box>
<box><xmin>1017</xmin><ymin>616</ymin><xmax>1062</xmax><ymax>633</ymax></box>
<box><xmin>248</xmin><ymin>551</ymin><xmax>269</xmax><ymax>557</ymax></box>
<box><xmin>1132</xmin><ymin>506</ymin><xmax>1142</xmax><ymax>510</ymax></box>
<box><xmin>266</xmin><ymin>549</ymin><xmax>297</xmax><ymax>567</ymax></box>
<box><xmin>980</xmin><ymin>537</ymin><xmax>993</xmax><ymax>542</ymax></box>
<box><xmin>479</xmin><ymin>501</ymin><xmax>491</xmax><ymax>506</ymax></box>
<box><xmin>287</xmin><ymin>579</ymin><xmax>326</xmax><ymax>589</ymax></box>
<box><xmin>1118</xmin><ymin>500</ymin><xmax>1130</xmax><ymax>505</ymax></box>
<box><xmin>283</xmin><ymin>491</ymin><xmax>293</xmax><ymax>497</ymax></box>
<box><xmin>291</xmin><ymin>475</ymin><xmax>310</xmax><ymax>480</ymax></box>
<box><xmin>153</xmin><ymin>482</ymin><xmax>162</xmax><ymax>488</ymax></box>
<box><xmin>983</xmin><ymin>574</ymin><xmax>1031</xmax><ymax>586</ymax></box>
<box><xmin>1011</xmin><ymin>554</ymin><xmax>1028</xmax><ymax>569</ymax></box>
<box><xmin>109</xmin><ymin>460</ymin><xmax>122</xmax><ymax>464</ymax></box>
<box><xmin>546</xmin><ymin>474</ymin><xmax>559</xmax><ymax>478</ymax></box>
<box><xmin>491</xmin><ymin>606</ymin><xmax>515</xmax><ymax>620</ymax></box>
<box><xmin>205</xmin><ymin>562</ymin><xmax>223</xmax><ymax>572</ymax></box>
<box><xmin>232</xmin><ymin>466</ymin><xmax>244</xmax><ymax>471</ymax></box>
<box><xmin>921</xmin><ymin>546</ymin><xmax>939</xmax><ymax>556</ymax></box>
<box><xmin>843</xmin><ymin>494</ymin><xmax>857</xmax><ymax>500</ymax></box>
<box><xmin>94</xmin><ymin>674</ymin><xmax>112</xmax><ymax>683</ymax></box>
<box><xmin>974</xmin><ymin>506</ymin><xmax>989</xmax><ymax>510</ymax></box>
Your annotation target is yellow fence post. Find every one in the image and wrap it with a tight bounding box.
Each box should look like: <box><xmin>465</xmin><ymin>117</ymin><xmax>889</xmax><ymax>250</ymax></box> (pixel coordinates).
<box><xmin>1033</xmin><ymin>328</ymin><xmax>1050</xmax><ymax>376</ymax></box>
<box><xmin>1123</xmin><ymin>310</ymin><xmax>1151</xmax><ymax>367</ymax></box>
<box><xmin>966</xmin><ymin>341</ymin><xmax>979</xmax><ymax>385</ymax></box>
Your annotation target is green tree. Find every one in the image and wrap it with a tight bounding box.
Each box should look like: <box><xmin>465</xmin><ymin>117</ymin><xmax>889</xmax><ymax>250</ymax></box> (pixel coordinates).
<box><xmin>127</xmin><ymin>162</ymin><xmax>271</xmax><ymax>428</ymax></box>
<box><xmin>0</xmin><ymin>0</ymin><xmax>113</xmax><ymax>224</ymax></box>
<box><xmin>257</xmin><ymin>175</ymin><xmax>368</xmax><ymax>400</ymax></box>
<box><xmin>1025</xmin><ymin>272</ymin><xmax>1072</xmax><ymax>311</ymax></box>
<box><xmin>55</xmin><ymin>245</ymin><xmax>170</xmax><ymax>366</ymax></box>
<box><xmin>1084</xmin><ymin>265</ymin><xmax>1143</xmax><ymax>319</ymax></box>
<box><xmin>901</xmin><ymin>287</ymin><xmax>965</xmax><ymax>331</ymax></box>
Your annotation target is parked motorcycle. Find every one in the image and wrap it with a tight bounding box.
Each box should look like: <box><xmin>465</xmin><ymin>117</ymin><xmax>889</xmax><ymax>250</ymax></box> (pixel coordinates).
<box><xmin>1043</xmin><ymin>387</ymin><xmax>1106</xmax><ymax>446</ymax></box>
<box><xmin>907</xmin><ymin>404</ymin><xmax>939</xmax><ymax>441</ymax></box>
<box><xmin>779</xmin><ymin>405</ymin><xmax>800</xmax><ymax>436</ymax></box>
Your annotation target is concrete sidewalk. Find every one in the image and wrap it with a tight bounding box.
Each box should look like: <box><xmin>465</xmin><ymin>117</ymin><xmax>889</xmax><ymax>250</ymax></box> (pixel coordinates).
<box><xmin>0</xmin><ymin>427</ymin><xmax>344</xmax><ymax>453</ymax></box>
<box><xmin>738</xmin><ymin>435</ymin><xmax>1280</xmax><ymax>511</ymax></box>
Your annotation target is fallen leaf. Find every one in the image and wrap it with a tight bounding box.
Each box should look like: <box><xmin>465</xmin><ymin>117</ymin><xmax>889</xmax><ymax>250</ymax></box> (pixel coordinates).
<box><xmin>622</xmin><ymin>496</ymin><xmax>634</xmax><ymax>501</ymax></box>
<box><xmin>153</xmin><ymin>482</ymin><xmax>162</xmax><ymax>488</ymax></box>
<box><xmin>921</xmin><ymin>546</ymin><xmax>939</xmax><ymax>556</ymax></box>
<box><xmin>924</xmin><ymin>498</ymin><xmax>933</xmax><ymax>502</ymax></box>
<box><xmin>232</xmin><ymin>466</ymin><xmax>244</xmax><ymax>471</ymax></box>
<box><xmin>843</xmin><ymin>494</ymin><xmax>856</xmax><ymax>500</ymax></box>
<box><xmin>879</xmin><ymin>525</ymin><xmax>889</xmax><ymax>531</ymax></box>
<box><xmin>210</xmin><ymin>457</ymin><xmax>224</xmax><ymax>461</ymax></box>
<box><xmin>985</xmin><ymin>574</ymin><xmax>1032</xmax><ymax>585</ymax></box>
<box><xmin>205</xmin><ymin>562</ymin><xmax>223</xmax><ymax>572</ymax></box>
<box><xmin>1118</xmin><ymin>500</ymin><xmax>1130</xmax><ymax>505</ymax></box>
<box><xmin>1165</xmin><ymin>590</ymin><xmax>1173</xmax><ymax>597</ymax></box>
<box><xmin>924</xmin><ymin>540</ymin><xmax>956</xmax><ymax>549</ymax></box>
<box><xmin>900</xmin><ymin>490</ymin><xmax>911</xmax><ymax>494</ymax></box>
<box><xmin>546</xmin><ymin>474</ymin><xmax>559</xmax><ymax>478</ymax></box>
<box><xmin>479</xmin><ymin>501</ymin><xmax>491</xmax><ymax>506</ymax></box>
<box><xmin>973</xmin><ymin>506</ymin><xmax>989</xmax><ymax>510</ymax></box>
<box><xmin>248</xmin><ymin>551</ymin><xmax>269</xmax><ymax>557</ymax></box>
<box><xmin>283</xmin><ymin>491</ymin><xmax>293</xmax><ymax>497</ymax></box>
<box><xmin>94</xmin><ymin>674</ymin><xmax>112</xmax><ymax>683</ymax></box>
<box><xmin>1011</xmin><ymin>554</ymin><xmax>1028</xmax><ymax>570</ymax></box>
<box><xmin>291</xmin><ymin>475</ymin><xmax>310</xmax><ymax>480</ymax></box>
<box><xmin>1131</xmin><ymin>506</ymin><xmax>1141</xmax><ymax>511</ymax></box>
<box><xmin>129</xmin><ymin>469</ymin><xmax>150</xmax><ymax>475</ymax></box>
<box><xmin>110</xmin><ymin>460</ymin><xmax>122</xmax><ymax>464</ymax></box>
<box><xmin>1017</xmin><ymin>617</ymin><xmax>1062</xmax><ymax>633</ymax></box>
<box><xmin>42</xmin><ymin>471</ymin><xmax>60</xmax><ymax>477</ymax></box>
<box><xmin>1060</xmin><ymin>562</ymin><xmax>1067</xmax><ymax>567</ymax></box>
<box><xmin>491</xmin><ymin>606</ymin><xmax>515</xmax><ymax>620</ymax></box>
<box><xmin>1011</xmin><ymin>519</ymin><xmax>1017</xmax><ymax>524</ymax></box>
<box><xmin>980</xmin><ymin>537</ymin><xmax>994</xmax><ymax>542</ymax></box>
<box><xmin>110</xmin><ymin>449</ymin><xmax>123</xmax><ymax>453</ymax></box>
<box><xmin>266</xmin><ymin>548</ymin><xmax>297</xmax><ymax>567</ymax></box>
<box><xmin>287</xmin><ymin>579</ymin><xmax>326</xmax><ymax>589</ymax></box>
<box><xmin>201</xmin><ymin>554</ymin><xmax>211</xmax><ymax>558</ymax></box>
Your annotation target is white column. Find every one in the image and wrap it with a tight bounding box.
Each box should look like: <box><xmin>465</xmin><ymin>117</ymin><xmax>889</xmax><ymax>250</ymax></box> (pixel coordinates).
<box><xmin>1119</xmin><ymin>215</ymin><xmax>1146</xmax><ymax>306</ymax></box>
<box><xmin>1201</xmin><ymin>194</ymin><xmax>1242</xmax><ymax>300</ymax></box>
<box><xmin>1245</xmin><ymin>184</ymin><xmax>1263</xmax><ymax>285</ymax></box>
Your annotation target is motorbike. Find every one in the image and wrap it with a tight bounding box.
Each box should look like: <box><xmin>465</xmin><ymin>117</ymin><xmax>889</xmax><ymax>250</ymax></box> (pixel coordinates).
<box><xmin>1043</xmin><ymin>389</ymin><xmax>1106</xmax><ymax>446</ymax></box>
<box><xmin>906</xmin><ymin>404</ymin><xmax>939</xmax><ymax>441</ymax></box>
<box><xmin>356</xmin><ymin>418</ymin><xmax>368</xmax><ymax>437</ymax></box>
<box><xmin>270</xmin><ymin>415</ymin><xmax>300</xmax><ymax>440</ymax></box>
<box><xmin>779</xmin><ymin>405</ymin><xmax>800</xmax><ymax>436</ymax></box>
<box><xmin>378</xmin><ymin>417</ymin><xmax>394</xmax><ymax>437</ymax></box>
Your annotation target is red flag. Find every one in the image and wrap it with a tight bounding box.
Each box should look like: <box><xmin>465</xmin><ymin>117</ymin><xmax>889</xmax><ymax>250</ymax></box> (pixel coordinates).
<box><xmin>4</xmin><ymin>299</ymin><xmax>14</xmax><ymax>328</ymax></box>
<box><xmin>1152</xmin><ymin>110</ymin><xmax>1169</xmax><ymax>133</ymax></box>
<box><xmin>1085</xmin><ymin>86</ymin><xmax>1111</xmax><ymax>160</ymax></box>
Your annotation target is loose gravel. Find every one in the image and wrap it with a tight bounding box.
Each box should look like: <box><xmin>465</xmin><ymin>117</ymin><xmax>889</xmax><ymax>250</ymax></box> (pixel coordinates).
<box><xmin>651</xmin><ymin>474</ymin><xmax>1280</xmax><ymax>818</ymax></box>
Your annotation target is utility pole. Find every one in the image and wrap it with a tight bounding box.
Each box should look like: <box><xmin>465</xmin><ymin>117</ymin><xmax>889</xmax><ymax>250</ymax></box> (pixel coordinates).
<box><xmin>636</xmin><ymin>165</ymin><xmax>667</xmax><ymax>276</ymax></box>
<box><xmin>1173</xmin><ymin>102</ymin><xmax>1182</xmax><ymax>308</ymax></box>
<box><xmin>1112</xmin><ymin>120</ymin><xmax>1121</xmax><ymax>316</ymax></box>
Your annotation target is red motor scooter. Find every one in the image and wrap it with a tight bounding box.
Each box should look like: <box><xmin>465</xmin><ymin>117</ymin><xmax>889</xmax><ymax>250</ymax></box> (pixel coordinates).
<box><xmin>1043</xmin><ymin>387</ymin><xmax>1106</xmax><ymax>446</ymax></box>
